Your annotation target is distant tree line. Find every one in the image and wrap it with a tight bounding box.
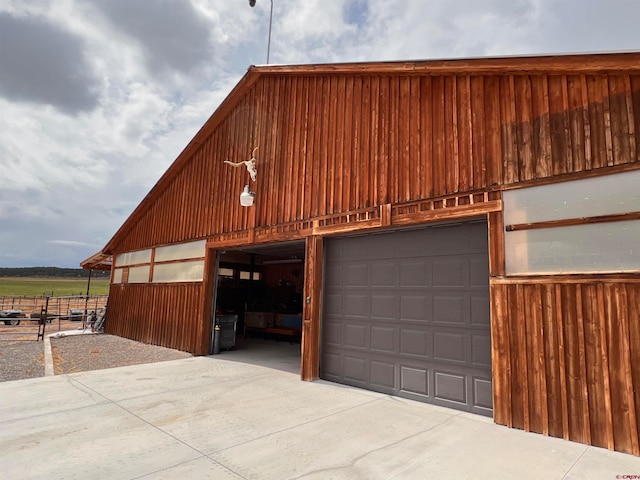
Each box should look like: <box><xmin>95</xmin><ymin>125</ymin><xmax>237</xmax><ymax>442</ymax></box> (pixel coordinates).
<box><xmin>0</xmin><ymin>267</ymin><xmax>110</xmax><ymax>278</ymax></box>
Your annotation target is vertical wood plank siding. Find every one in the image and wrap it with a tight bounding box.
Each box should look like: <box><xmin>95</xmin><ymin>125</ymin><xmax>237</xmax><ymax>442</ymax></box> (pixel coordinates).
<box><xmin>113</xmin><ymin>72</ymin><xmax>640</xmax><ymax>252</ymax></box>
<box><xmin>104</xmin><ymin>59</ymin><xmax>640</xmax><ymax>455</ymax></box>
<box><xmin>491</xmin><ymin>281</ymin><xmax>640</xmax><ymax>455</ymax></box>
<box><xmin>107</xmin><ymin>283</ymin><xmax>203</xmax><ymax>353</ymax></box>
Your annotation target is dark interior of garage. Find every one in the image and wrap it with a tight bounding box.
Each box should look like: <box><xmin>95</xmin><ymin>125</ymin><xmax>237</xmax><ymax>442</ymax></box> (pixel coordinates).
<box><xmin>213</xmin><ymin>241</ymin><xmax>306</xmax><ymax>353</ymax></box>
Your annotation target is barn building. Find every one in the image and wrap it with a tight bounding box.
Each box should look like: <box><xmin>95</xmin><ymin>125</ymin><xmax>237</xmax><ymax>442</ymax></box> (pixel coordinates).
<box><xmin>83</xmin><ymin>52</ymin><xmax>640</xmax><ymax>455</ymax></box>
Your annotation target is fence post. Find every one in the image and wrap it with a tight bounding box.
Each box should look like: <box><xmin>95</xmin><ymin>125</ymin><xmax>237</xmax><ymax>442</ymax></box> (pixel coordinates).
<box><xmin>37</xmin><ymin>296</ymin><xmax>50</xmax><ymax>341</ymax></box>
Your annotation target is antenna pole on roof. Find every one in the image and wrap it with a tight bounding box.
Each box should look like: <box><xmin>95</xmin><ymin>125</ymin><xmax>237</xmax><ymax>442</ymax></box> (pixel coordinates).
<box><xmin>266</xmin><ymin>0</ymin><xmax>273</xmax><ymax>64</ymax></box>
<box><xmin>249</xmin><ymin>0</ymin><xmax>274</xmax><ymax>64</ymax></box>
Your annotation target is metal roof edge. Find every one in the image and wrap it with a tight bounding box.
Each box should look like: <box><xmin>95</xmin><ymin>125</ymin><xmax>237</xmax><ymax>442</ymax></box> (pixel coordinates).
<box><xmin>249</xmin><ymin>50</ymin><xmax>640</xmax><ymax>75</ymax></box>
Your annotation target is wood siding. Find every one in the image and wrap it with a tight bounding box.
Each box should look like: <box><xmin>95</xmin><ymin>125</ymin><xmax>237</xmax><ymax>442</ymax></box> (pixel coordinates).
<box><xmin>112</xmin><ymin>71</ymin><xmax>640</xmax><ymax>253</ymax></box>
<box><xmin>491</xmin><ymin>279</ymin><xmax>640</xmax><ymax>455</ymax></box>
<box><xmin>301</xmin><ymin>235</ymin><xmax>323</xmax><ymax>381</ymax></box>
<box><xmin>107</xmin><ymin>283</ymin><xmax>205</xmax><ymax>353</ymax></box>
<box><xmin>100</xmin><ymin>55</ymin><xmax>640</xmax><ymax>455</ymax></box>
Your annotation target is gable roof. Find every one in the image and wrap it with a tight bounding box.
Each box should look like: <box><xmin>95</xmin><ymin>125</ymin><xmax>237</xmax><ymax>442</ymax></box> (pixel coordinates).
<box><xmin>98</xmin><ymin>51</ymin><xmax>640</xmax><ymax>257</ymax></box>
<box><xmin>80</xmin><ymin>251</ymin><xmax>112</xmax><ymax>270</ymax></box>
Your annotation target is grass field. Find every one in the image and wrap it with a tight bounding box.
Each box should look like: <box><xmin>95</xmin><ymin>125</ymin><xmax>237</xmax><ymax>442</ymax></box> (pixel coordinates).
<box><xmin>0</xmin><ymin>277</ymin><xmax>110</xmax><ymax>297</ymax></box>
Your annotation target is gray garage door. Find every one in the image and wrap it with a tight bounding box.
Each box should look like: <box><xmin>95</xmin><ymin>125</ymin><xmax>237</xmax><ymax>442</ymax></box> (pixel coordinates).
<box><xmin>321</xmin><ymin>220</ymin><xmax>492</xmax><ymax>416</ymax></box>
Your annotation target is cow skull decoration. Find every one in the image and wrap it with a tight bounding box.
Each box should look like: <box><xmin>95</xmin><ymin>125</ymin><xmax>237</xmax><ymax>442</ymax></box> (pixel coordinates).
<box><xmin>225</xmin><ymin>146</ymin><xmax>258</xmax><ymax>182</ymax></box>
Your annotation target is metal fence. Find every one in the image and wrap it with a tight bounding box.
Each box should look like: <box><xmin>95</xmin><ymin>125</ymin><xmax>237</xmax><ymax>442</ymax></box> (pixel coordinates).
<box><xmin>0</xmin><ymin>295</ymin><xmax>108</xmax><ymax>335</ymax></box>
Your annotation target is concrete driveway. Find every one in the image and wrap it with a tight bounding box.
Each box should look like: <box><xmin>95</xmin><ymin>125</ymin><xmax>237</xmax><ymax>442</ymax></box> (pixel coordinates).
<box><xmin>1</xmin><ymin>341</ymin><xmax>638</xmax><ymax>479</ymax></box>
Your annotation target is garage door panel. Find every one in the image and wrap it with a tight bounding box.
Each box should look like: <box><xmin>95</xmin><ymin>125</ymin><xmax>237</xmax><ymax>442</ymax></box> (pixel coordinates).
<box><xmin>433</xmin><ymin>331</ymin><xmax>466</xmax><ymax>363</ymax></box>
<box><xmin>427</xmin><ymin>225</ymin><xmax>471</xmax><ymax>252</ymax></box>
<box><xmin>400</xmin><ymin>294</ymin><xmax>429</xmax><ymax>322</ymax></box>
<box><xmin>394</xmin><ymin>229</ymin><xmax>429</xmax><ymax>257</ymax></box>
<box><xmin>434</xmin><ymin>370</ymin><xmax>467</xmax><ymax>404</ymax></box>
<box><xmin>399</xmin><ymin>328</ymin><xmax>430</xmax><ymax>356</ymax></box>
<box><xmin>322</xmin><ymin>353</ymin><xmax>342</xmax><ymax>379</ymax></box>
<box><xmin>325</xmin><ymin>293</ymin><xmax>342</xmax><ymax>315</ymax></box>
<box><xmin>344</xmin><ymin>263</ymin><xmax>368</xmax><ymax>287</ymax></box>
<box><xmin>343</xmin><ymin>355</ymin><xmax>367</xmax><ymax>383</ymax></box>
<box><xmin>325</xmin><ymin>240</ymin><xmax>342</xmax><ymax>258</ymax></box>
<box><xmin>343</xmin><ymin>293</ymin><xmax>369</xmax><ymax>317</ymax></box>
<box><xmin>322</xmin><ymin>220</ymin><xmax>491</xmax><ymax>416</ymax></box>
<box><xmin>343</xmin><ymin>323</ymin><xmax>368</xmax><ymax>349</ymax></box>
<box><xmin>433</xmin><ymin>295</ymin><xmax>467</xmax><ymax>324</ymax></box>
<box><xmin>468</xmin><ymin>221</ymin><xmax>490</xmax><ymax>250</ymax></box>
<box><xmin>471</xmin><ymin>334</ymin><xmax>492</xmax><ymax>367</ymax></box>
<box><xmin>368</xmin><ymin>233</ymin><xmax>401</xmax><ymax>258</ymax></box>
<box><xmin>325</xmin><ymin>264</ymin><xmax>343</xmax><ymax>286</ymax></box>
<box><xmin>470</xmin><ymin>296</ymin><xmax>490</xmax><ymax>326</ymax></box>
<box><xmin>323</xmin><ymin>320</ymin><xmax>343</xmax><ymax>345</ymax></box>
<box><xmin>473</xmin><ymin>377</ymin><xmax>493</xmax><ymax>410</ymax></box>
<box><xmin>371</xmin><ymin>326</ymin><xmax>395</xmax><ymax>353</ymax></box>
<box><xmin>400</xmin><ymin>259</ymin><xmax>431</xmax><ymax>287</ymax></box>
<box><xmin>433</xmin><ymin>257</ymin><xmax>469</xmax><ymax>287</ymax></box>
<box><xmin>470</xmin><ymin>255</ymin><xmax>490</xmax><ymax>285</ymax></box>
<box><xmin>371</xmin><ymin>360</ymin><xmax>396</xmax><ymax>389</ymax></box>
<box><xmin>371</xmin><ymin>293</ymin><xmax>398</xmax><ymax>319</ymax></box>
<box><xmin>400</xmin><ymin>366</ymin><xmax>429</xmax><ymax>396</ymax></box>
<box><xmin>371</xmin><ymin>262</ymin><xmax>398</xmax><ymax>286</ymax></box>
<box><xmin>342</xmin><ymin>239</ymin><xmax>368</xmax><ymax>259</ymax></box>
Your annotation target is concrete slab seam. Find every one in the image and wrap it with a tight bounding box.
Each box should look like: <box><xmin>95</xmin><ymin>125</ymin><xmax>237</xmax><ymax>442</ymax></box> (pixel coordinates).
<box><xmin>66</xmin><ymin>373</ymin><xmax>217</xmax><ymax>399</ymax></box>
<box><xmin>561</xmin><ymin>446</ymin><xmax>589</xmax><ymax>480</ymax></box>
<box><xmin>211</xmin><ymin>396</ymin><xmax>392</xmax><ymax>456</ymax></box>
<box><xmin>95</xmin><ymin>387</ymin><xmax>213</xmax><ymax>458</ymax></box>
<box><xmin>65</xmin><ymin>376</ymin><xmax>219</xmax><ymax>472</ymax></box>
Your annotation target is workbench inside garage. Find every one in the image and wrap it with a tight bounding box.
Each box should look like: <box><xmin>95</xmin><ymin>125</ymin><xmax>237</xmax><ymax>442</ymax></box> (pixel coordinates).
<box><xmin>244</xmin><ymin>311</ymin><xmax>302</xmax><ymax>341</ymax></box>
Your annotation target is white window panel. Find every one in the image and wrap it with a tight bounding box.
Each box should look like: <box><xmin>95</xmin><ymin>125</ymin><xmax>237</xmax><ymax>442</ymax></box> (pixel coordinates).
<box><xmin>504</xmin><ymin>169</ymin><xmax>640</xmax><ymax>225</ymax></box>
<box><xmin>154</xmin><ymin>240</ymin><xmax>206</xmax><ymax>262</ymax></box>
<box><xmin>115</xmin><ymin>249</ymin><xmax>152</xmax><ymax>267</ymax></box>
<box><xmin>505</xmin><ymin>221</ymin><xmax>640</xmax><ymax>275</ymax></box>
<box><xmin>504</xmin><ymin>170</ymin><xmax>640</xmax><ymax>275</ymax></box>
<box><xmin>219</xmin><ymin>267</ymin><xmax>234</xmax><ymax>277</ymax></box>
<box><xmin>112</xmin><ymin>268</ymin><xmax>123</xmax><ymax>284</ymax></box>
<box><xmin>128</xmin><ymin>265</ymin><xmax>151</xmax><ymax>283</ymax></box>
<box><xmin>152</xmin><ymin>260</ymin><xmax>204</xmax><ymax>283</ymax></box>
<box><xmin>239</xmin><ymin>270</ymin><xmax>261</xmax><ymax>280</ymax></box>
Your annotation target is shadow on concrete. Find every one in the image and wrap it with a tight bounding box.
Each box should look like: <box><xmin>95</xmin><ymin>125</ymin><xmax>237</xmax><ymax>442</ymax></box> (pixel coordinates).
<box><xmin>210</xmin><ymin>337</ymin><xmax>301</xmax><ymax>375</ymax></box>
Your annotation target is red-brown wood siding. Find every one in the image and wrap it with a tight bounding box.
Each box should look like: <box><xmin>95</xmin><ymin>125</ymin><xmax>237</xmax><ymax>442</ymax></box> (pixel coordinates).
<box><xmin>106</xmin><ymin>283</ymin><xmax>204</xmax><ymax>353</ymax></box>
<box><xmin>491</xmin><ymin>280</ymin><xmax>640</xmax><ymax>455</ymax></box>
<box><xmin>102</xmin><ymin>56</ymin><xmax>640</xmax><ymax>455</ymax></box>
<box><xmin>111</xmin><ymin>72</ymin><xmax>640</xmax><ymax>252</ymax></box>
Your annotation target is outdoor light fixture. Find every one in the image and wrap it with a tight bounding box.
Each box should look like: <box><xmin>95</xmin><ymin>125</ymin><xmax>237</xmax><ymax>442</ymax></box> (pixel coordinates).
<box><xmin>240</xmin><ymin>185</ymin><xmax>255</xmax><ymax>207</ymax></box>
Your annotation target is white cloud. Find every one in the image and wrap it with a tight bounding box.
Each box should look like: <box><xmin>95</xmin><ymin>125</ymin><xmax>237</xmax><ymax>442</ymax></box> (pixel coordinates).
<box><xmin>49</xmin><ymin>240</ymin><xmax>103</xmax><ymax>248</ymax></box>
<box><xmin>0</xmin><ymin>0</ymin><xmax>639</xmax><ymax>267</ymax></box>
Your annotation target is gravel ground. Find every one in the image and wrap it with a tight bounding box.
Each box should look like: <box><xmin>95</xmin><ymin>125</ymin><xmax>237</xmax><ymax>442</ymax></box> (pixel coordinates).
<box><xmin>0</xmin><ymin>340</ymin><xmax>44</xmax><ymax>382</ymax></box>
<box><xmin>0</xmin><ymin>323</ymin><xmax>192</xmax><ymax>382</ymax></box>
<box><xmin>50</xmin><ymin>334</ymin><xmax>192</xmax><ymax>375</ymax></box>
<box><xmin>0</xmin><ymin>323</ymin><xmax>46</xmax><ymax>382</ymax></box>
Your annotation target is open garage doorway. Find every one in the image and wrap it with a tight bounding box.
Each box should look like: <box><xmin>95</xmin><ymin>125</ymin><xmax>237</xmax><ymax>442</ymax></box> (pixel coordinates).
<box><xmin>211</xmin><ymin>240</ymin><xmax>306</xmax><ymax>370</ymax></box>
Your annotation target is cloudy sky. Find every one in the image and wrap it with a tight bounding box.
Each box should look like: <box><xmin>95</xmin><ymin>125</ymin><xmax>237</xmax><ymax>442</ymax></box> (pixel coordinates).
<box><xmin>0</xmin><ymin>0</ymin><xmax>639</xmax><ymax>268</ymax></box>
